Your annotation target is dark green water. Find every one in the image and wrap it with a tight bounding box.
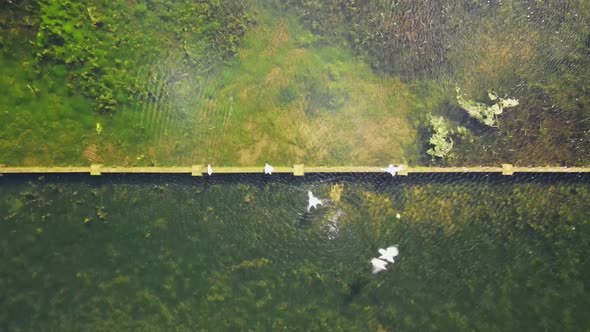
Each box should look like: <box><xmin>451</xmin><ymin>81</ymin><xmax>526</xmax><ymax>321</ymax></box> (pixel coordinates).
<box><xmin>1</xmin><ymin>174</ymin><xmax>589</xmax><ymax>330</ymax></box>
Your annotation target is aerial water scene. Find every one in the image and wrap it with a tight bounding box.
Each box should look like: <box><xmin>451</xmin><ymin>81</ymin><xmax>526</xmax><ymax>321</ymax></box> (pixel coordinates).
<box><xmin>1</xmin><ymin>0</ymin><xmax>589</xmax><ymax>330</ymax></box>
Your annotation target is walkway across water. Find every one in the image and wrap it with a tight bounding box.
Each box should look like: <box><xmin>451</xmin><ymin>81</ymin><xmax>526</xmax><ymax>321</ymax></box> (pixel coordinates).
<box><xmin>1</xmin><ymin>164</ymin><xmax>589</xmax><ymax>176</ymax></box>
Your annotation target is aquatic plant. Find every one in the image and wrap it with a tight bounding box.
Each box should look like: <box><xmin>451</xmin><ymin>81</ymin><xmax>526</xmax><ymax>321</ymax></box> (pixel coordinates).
<box><xmin>32</xmin><ymin>0</ymin><xmax>252</xmax><ymax>113</ymax></box>
<box><xmin>2</xmin><ymin>0</ymin><xmax>589</xmax><ymax>167</ymax></box>
<box><xmin>273</xmin><ymin>0</ymin><xmax>456</xmax><ymax>79</ymax></box>
<box><xmin>329</xmin><ymin>184</ymin><xmax>343</xmax><ymax>202</ymax></box>
<box><xmin>427</xmin><ymin>115</ymin><xmax>453</xmax><ymax>159</ymax></box>
<box><xmin>95</xmin><ymin>205</ymin><xmax>107</xmax><ymax>221</ymax></box>
<box><xmin>230</xmin><ymin>258</ymin><xmax>270</xmax><ymax>271</ymax></box>
<box><xmin>456</xmin><ymin>88</ymin><xmax>519</xmax><ymax>127</ymax></box>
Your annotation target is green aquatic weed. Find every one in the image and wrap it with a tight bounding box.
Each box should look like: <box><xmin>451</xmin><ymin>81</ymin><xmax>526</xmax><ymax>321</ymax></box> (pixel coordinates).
<box><xmin>427</xmin><ymin>115</ymin><xmax>453</xmax><ymax>159</ymax></box>
<box><xmin>456</xmin><ymin>87</ymin><xmax>519</xmax><ymax>127</ymax></box>
<box><xmin>33</xmin><ymin>0</ymin><xmax>251</xmax><ymax>114</ymax></box>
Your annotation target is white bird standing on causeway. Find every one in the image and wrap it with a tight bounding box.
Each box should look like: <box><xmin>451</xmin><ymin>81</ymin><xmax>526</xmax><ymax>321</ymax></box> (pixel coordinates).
<box><xmin>264</xmin><ymin>163</ymin><xmax>274</xmax><ymax>175</ymax></box>
<box><xmin>207</xmin><ymin>164</ymin><xmax>213</xmax><ymax>176</ymax></box>
<box><xmin>383</xmin><ymin>164</ymin><xmax>402</xmax><ymax>176</ymax></box>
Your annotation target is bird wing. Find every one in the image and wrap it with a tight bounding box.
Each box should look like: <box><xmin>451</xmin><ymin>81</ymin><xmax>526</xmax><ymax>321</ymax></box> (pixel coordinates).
<box><xmin>371</xmin><ymin>258</ymin><xmax>387</xmax><ymax>268</ymax></box>
<box><xmin>386</xmin><ymin>246</ymin><xmax>399</xmax><ymax>257</ymax></box>
<box><xmin>378</xmin><ymin>253</ymin><xmax>395</xmax><ymax>263</ymax></box>
<box><xmin>372</xmin><ymin>266</ymin><xmax>385</xmax><ymax>274</ymax></box>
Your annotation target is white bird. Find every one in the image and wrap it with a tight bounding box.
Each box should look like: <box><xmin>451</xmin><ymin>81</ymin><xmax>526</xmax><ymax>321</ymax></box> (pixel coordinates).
<box><xmin>207</xmin><ymin>164</ymin><xmax>213</xmax><ymax>176</ymax></box>
<box><xmin>264</xmin><ymin>163</ymin><xmax>274</xmax><ymax>175</ymax></box>
<box><xmin>396</xmin><ymin>213</ymin><xmax>401</xmax><ymax>219</ymax></box>
<box><xmin>383</xmin><ymin>164</ymin><xmax>402</xmax><ymax>176</ymax></box>
<box><xmin>378</xmin><ymin>245</ymin><xmax>399</xmax><ymax>263</ymax></box>
<box><xmin>307</xmin><ymin>191</ymin><xmax>322</xmax><ymax>212</ymax></box>
<box><xmin>371</xmin><ymin>258</ymin><xmax>388</xmax><ymax>274</ymax></box>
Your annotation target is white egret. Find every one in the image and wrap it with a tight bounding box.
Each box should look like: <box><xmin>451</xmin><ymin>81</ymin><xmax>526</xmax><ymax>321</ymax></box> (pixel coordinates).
<box><xmin>378</xmin><ymin>245</ymin><xmax>399</xmax><ymax>263</ymax></box>
<box><xmin>371</xmin><ymin>258</ymin><xmax>388</xmax><ymax>274</ymax></box>
<box><xmin>264</xmin><ymin>163</ymin><xmax>274</xmax><ymax>175</ymax></box>
<box><xmin>207</xmin><ymin>164</ymin><xmax>212</xmax><ymax>176</ymax></box>
<box><xmin>307</xmin><ymin>191</ymin><xmax>322</xmax><ymax>212</ymax></box>
<box><xmin>383</xmin><ymin>164</ymin><xmax>402</xmax><ymax>176</ymax></box>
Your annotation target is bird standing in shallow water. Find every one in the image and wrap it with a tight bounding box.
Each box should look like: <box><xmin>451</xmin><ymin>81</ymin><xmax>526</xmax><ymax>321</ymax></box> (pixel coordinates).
<box><xmin>371</xmin><ymin>245</ymin><xmax>400</xmax><ymax>274</ymax></box>
<box><xmin>307</xmin><ymin>191</ymin><xmax>322</xmax><ymax>212</ymax></box>
<box><xmin>371</xmin><ymin>258</ymin><xmax>388</xmax><ymax>274</ymax></box>
<box><xmin>378</xmin><ymin>245</ymin><xmax>399</xmax><ymax>263</ymax></box>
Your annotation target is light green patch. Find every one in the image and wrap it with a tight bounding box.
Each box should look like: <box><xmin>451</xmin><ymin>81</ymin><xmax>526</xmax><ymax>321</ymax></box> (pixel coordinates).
<box><xmin>456</xmin><ymin>87</ymin><xmax>519</xmax><ymax>127</ymax></box>
<box><xmin>196</xmin><ymin>15</ymin><xmax>421</xmax><ymax>166</ymax></box>
<box><xmin>427</xmin><ymin>115</ymin><xmax>453</xmax><ymax>159</ymax></box>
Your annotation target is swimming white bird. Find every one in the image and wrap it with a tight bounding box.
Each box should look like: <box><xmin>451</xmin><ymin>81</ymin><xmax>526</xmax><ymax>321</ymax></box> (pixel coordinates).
<box><xmin>383</xmin><ymin>164</ymin><xmax>402</xmax><ymax>176</ymax></box>
<box><xmin>307</xmin><ymin>191</ymin><xmax>322</xmax><ymax>212</ymax></box>
<box><xmin>371</xmin><ymin>258</ymin><xmax>388</xmax><ymax>274</ymax></box>
<box><xmin>207</xmin><ymin>164</ymin><xmax>212</xmax><ymax>176</ymax></box>
<box><xmin>378</xmin><ymin>245</ymin><xmax>399</xmax><ymax>263</ymax></box>
<box><xmin>264</xmin><ymin>163</ymin><xmax>274</xmax><ymax>175</ymax></box>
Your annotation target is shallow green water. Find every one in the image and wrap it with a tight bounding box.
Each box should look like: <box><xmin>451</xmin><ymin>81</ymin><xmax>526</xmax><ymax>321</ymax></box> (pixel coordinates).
<box><xmin>1</xmin><ymin>174</ymin><xmax>589</xmax><ymax>330</ymax></box>
<box><xmin>1</xmin><ymin>1</ymin><xmax>589</xmax><ymax>166</ymax></box>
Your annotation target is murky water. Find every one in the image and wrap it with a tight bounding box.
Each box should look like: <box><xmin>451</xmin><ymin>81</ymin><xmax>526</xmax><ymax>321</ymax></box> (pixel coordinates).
<box><xmin>1</xmin><ymin>174</ymin><xmax>589</xmax><ymax>330</ymax></box>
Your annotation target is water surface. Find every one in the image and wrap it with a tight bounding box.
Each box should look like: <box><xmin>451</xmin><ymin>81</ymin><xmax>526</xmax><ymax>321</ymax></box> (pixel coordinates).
<box><xmin>1</xmin><ymin>1</ymin><xmax>589</xmax><ymax>166</ymax></box>
<box><xmin>1</xmin><ymin>174</ymin><xmax>588</xmax><ymax>330</ymax></box>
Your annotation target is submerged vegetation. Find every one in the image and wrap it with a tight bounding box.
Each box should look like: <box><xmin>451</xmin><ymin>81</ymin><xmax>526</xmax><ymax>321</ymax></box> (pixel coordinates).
<box><xmin>0</xmin><ymin>0</ymin><xmax>589</xmax><ymax>166</ymax></box>
<box><xmin>427</xmin><ymin>115</ymin><xmax>453</xmax><ymax>159</ymax></box>
<box><xmin>456</xmin><ymin>88</ymin><xmax>519</xmax><ymax>127</ymax></box>
<box><xmin>0</xmin><ymin>174</ymin><xmax>589</xmax><ymax>330</ymax></box>
<box><xmin>271</xmin><ymin>0</ymin><xmax>590</xmax><ymax>166</ymax></box>
<box><xmin>33</xmin><ymin>0</ymin><xmax>251</xmax><ymax>113</ymax></box>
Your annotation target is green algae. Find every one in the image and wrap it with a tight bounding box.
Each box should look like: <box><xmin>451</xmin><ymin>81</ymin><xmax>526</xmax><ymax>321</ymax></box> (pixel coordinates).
<box><xmin>456</xmin><ymin>88</ymin><xmax>519</xmax><ymax>127</ymax></box>
<box><xmin>427</xmin><ymin>115</ymin><xmax>454</xmax><ymax>159</ymax></box>
<box><xmin>0</xmin><ymin>0</ymin><xmax>589</xmax><ymax>167</ymax></box>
